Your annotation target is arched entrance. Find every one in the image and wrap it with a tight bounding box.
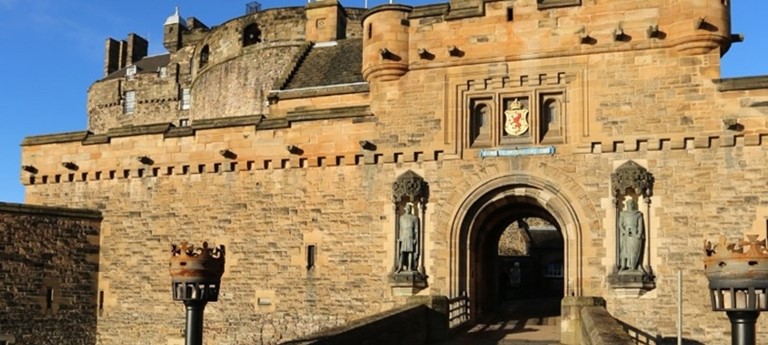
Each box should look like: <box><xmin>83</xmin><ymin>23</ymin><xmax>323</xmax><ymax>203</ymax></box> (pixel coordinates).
<box><xmin>449</xmin><ymin>174</ymin><xmax>583</xmax><ymax>319</ymax></box>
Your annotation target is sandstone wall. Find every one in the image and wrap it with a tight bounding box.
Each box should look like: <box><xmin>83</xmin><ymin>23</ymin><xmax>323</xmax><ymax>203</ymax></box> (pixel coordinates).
<box><xmin>19</xmin><ymin>0</ymin><xmax>768</xmax><ymax>344</ymax></box>
<box><xmin>87</xmin><ymin>6</ymin><xmax>367</xmax><ymax>134</ymax></box>
<box><xmin>0</xmin><ymin>203</ymin><xmax>101</xmax><ymax>345</ymax></box>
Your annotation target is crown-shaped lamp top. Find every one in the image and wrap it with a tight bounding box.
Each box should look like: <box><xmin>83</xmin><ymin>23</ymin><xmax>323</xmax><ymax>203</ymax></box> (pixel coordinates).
<box><xmin>170</xmin><ymin>241</ymin><xmax>225</xmax><ymax>284</ymax></box>
<box><xmin>704</xmin><ymin>235</ymin><xmax>768</xmax><ymax>285</ymax></box>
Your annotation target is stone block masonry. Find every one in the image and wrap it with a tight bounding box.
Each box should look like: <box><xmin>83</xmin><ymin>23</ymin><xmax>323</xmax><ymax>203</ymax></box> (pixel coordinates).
<box><xmin>0</xmin><ymin>203</ymin><xmax>101</xmax><ymax>345</ymax></box>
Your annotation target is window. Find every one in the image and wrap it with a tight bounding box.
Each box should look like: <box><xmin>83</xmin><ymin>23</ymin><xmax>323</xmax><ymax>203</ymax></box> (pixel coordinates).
<box><xmin>179</xmin><ymin>118</ymin><xmax>189</xmax><ymax>127</ymax></box>
<box><xmin>545</xmin><ymin>261</ymin><xmax>564</xmax><ymax>278</ymax></box>
<box><xmin>243</xmin><ymin>24</ymin><xmax>262</xmax><ymax>47</ymax></box>
<box><xmin>180</xmin><ymin>89</ymin><xmax>191</xmax><ymax>110</ymax></box>
<box><xmin>46</xmin><ymin>288</ymin><xmax>54</xmax><ymax>310</ymax></box>
<box><xmin>126</xmin><ymin>65</ymin><xmax>137</xmax><ymax>78</ymax></box>
<box><xmin>199</xmin><ymin>45</ymin><xmax>209</xmax><ymax>68</ymax></box>
<box><xmin>158</xmin><ymin>66</ymin><xmax>167</xmax><ymax>78</ymax></box>
<box><xmin>306</xmin><ymin>244</ymin><xmax>316</xmax><ymax>270</ymax></box>
<box><xmin>124</xmin><ymin>91</ymin><xmax>136</xmax><ymax>114</ymax></box>
<box><xmin>98</xmin><ymin>291</ymin><xmax>104</xmax><ymax>316</ymax></box>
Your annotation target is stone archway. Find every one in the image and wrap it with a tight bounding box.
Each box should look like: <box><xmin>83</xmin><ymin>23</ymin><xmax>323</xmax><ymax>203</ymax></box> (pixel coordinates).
<box><xmin>448</xmin><ymin>174</ymin><xmax>585</xmax><ymax>318</ymax></box>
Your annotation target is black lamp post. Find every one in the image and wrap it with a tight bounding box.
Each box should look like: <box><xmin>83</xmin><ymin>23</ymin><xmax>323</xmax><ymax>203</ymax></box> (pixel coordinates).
<box><xmin>170</xmin><ymin>242</ymin><xmax>225</xmax><ymax>345</ymax></box>
<box><xmin>704</xmin><ymin>235</ymin><xmax>768</xmax><ymax>345</ymax></box>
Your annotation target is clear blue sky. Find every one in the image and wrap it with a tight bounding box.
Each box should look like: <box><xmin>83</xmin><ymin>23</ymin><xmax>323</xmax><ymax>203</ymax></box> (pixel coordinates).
<box><xmin>0</xmin><ymin>1</ymin><xmax>765</xmax><ymax>203</ymax></box>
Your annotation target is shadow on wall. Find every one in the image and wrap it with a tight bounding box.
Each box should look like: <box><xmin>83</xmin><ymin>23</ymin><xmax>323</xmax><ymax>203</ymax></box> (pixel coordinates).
<box><xmin>617</xmin><ymin>319</ymin><xmax>705</xmax><ymax>345</ymax></box>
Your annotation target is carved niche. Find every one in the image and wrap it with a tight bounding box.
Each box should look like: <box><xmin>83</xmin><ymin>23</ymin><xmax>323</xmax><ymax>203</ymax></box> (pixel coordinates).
<box><xmin>609</xmin><ymin>160</ymin><xmax>656</xmax><ymax>292</ymax></box>
<box><xmin>461</xmin><ymin>72</ymin><xmax>569</xmax><ymax>150</ymax></box>
<box><xmin>389</xmin><ymin>170</ymin><xmax>429</xmax><ymax>294</ymax></box>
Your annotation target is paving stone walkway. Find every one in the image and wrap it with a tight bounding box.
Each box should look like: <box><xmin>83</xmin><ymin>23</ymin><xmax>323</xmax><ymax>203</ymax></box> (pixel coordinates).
<box><xmin>438</xmin><ymin>298</ymin><xmax>562</xmax><ymax>345</ymax></box>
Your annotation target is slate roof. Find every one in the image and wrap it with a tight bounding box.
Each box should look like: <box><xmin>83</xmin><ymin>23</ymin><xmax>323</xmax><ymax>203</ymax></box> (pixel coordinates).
<box><xmin>283</xmin><ymin>38</ymin><xmax>364</xmax><ymax>90</ymax></box>
<box><xmin>103</xmin><ymin>54</ymin><xmax>171</xmax><ymax>81</ymax></box>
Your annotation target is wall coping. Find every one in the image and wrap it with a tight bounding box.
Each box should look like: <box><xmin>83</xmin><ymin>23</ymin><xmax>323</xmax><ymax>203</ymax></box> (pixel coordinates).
<box><xmin>21</xmin><ymin>106</ymin><xmax>370</xmax><ymax>147</ymax></box>
<box><xmin>287</xmin><ymin>303</ymin><xmax>425</xmax><ymax>344</ymax></box>
<box><xmin>580</xmin><ymin>306</ymin><xmax>635</xmax><ymax>345</ymax></box>
<box><xmin>715</xmin><ymin>75</ymin><xmax>768</xmax><ymax>92</ymax></box>
<box><xmin>0</xmin><ymin>202</ymin><xmax>102</xmax><ymax>219</ymax></box>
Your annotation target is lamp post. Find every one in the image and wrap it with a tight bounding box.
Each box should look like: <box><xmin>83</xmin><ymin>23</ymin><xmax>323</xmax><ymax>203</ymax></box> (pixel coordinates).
<box><xmin>704</xmin><ymin>235</ymin><xmax>768</xmax><ymax>345</ymax></box>
<box><xmin>170</xmin><ymin>242</ymin><xmax>225</xmax><ymax>345</ymax></box>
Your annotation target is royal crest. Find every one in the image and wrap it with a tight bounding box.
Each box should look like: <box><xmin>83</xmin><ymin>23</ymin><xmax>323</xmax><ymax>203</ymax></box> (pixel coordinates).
<box><xmin>504</xmin><ymin>99</ymin><xmax>529</xmax><ymax>136</ymax></box>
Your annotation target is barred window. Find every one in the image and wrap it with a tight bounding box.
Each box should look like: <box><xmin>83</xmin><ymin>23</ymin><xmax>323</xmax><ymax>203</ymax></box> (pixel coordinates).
<box><xmin>181</xmin><ymin>89</ymin><xmax>191</xmax><ymax>110</ymax></box>
<box><xmin>124</xmin><ymin>91</ymin><xmax>136</xmax><ymax>114</ymax></box>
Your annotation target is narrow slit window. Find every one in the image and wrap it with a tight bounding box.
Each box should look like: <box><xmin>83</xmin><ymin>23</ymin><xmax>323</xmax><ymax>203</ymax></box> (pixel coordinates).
<box><xmin>46</xmin><ymin>288</ymin><xmax>54</xmax><ymax>310</ymax></box>
<box><xmin>307</xmin><ymin>245</ymin><xmax>316</xmax><ymax>270</ymax></box>
<box><xmin>98</xmin><ymin>291</ymin><xmax>105</xmax><ymax>313</ymax></box>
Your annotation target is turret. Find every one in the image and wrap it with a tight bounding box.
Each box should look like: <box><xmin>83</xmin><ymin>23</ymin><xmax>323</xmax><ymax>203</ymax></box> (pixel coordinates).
<box><xmin>361</xmin><ymin>5</ymin><xmax>412</xmax><ymax>82</ymax></box>
<box><xmin>662</xmin><ymin>0</ymin><xmax>731</xmax><ymax>56</ymax></box>
<box><xmin>163</xmin><ymin>7</ymin><xmax>187</xmax><ymax>53</ymax></box>
<box><xmin>305</xmin><ymin>0</ymin><xmax>347</xmax><ymax>42</ymax></box>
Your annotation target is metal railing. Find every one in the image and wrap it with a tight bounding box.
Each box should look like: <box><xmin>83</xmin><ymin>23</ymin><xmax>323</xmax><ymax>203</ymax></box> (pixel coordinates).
<box><xmin>448</xmin><ymin>291</ymin><xmax>470</xmax><ymax>329</ymax></box>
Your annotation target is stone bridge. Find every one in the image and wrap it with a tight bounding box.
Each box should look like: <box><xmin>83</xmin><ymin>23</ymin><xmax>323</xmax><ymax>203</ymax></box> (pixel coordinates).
<box><xmin>283</xmin><ymin>296</ymin><xmax>636</xmax><ymax>345</ymax></box>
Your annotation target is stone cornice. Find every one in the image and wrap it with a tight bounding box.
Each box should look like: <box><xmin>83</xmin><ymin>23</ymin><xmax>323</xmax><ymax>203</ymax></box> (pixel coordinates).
<box><xmin>0</xmin><ymin>202</ymin><xmax>102</xmax><ymax>220</ymax></box>
<box><xmin>22</xmin><ymin>107</ymin><xmax>369</xmax><ymax>146</ymax></box>
<box><xmin>715</xmin><ymin>75</ymin><xmax>768</xmax><ymax>92</ymax></box>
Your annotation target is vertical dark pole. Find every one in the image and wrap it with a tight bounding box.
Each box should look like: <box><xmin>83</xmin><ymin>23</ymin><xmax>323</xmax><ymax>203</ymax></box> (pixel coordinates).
<box><xmin>727</xmin><ymin>311</ymin><xmax>759</xmax><ymax>345</ymax></box>
<box><xmin>645</xmin><ymin>197</ymin><xmax>652</xmax><ymax>273</ymax></box>
<box><xmin>419</xmin><ymin>202</ymin><xmax>426</xmax><ymax>275</ymax></box>
<box><xmin>185</xmin><ymin>301</ymin><xmax>207</xmax><ymax>345</ymax></box>
<box><xmin>614</xmin><ymin>196</ymin><xmax>621</xmax><ymax>272</ymax></box>
<box><xmin>392</xmin><ymin>202</ymin><xmax>399</xmax><ymax>272</ymax></box>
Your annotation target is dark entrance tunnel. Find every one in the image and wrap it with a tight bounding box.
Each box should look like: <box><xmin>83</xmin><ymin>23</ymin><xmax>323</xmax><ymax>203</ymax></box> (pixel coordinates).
<box><xmin>459</xmin><ymin>193</ymin><xmax>565</xmax><ymax>320</ymax></box>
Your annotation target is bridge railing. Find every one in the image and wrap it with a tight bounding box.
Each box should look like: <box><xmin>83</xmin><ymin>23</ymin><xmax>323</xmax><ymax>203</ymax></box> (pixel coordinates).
<box><xmin>447</xmin><ymin>291</ymin><xmax>470</xmax><ymax>329</ymax></box>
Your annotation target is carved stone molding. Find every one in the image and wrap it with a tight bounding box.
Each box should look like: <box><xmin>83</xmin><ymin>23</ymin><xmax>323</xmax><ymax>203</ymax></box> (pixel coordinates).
<box><xmin>611</xmin><ymin>160</ymin><xmax>654</xmax><ymax>202</ymax></box>
<box><xmin>392</xmin><ymin>170</ymin><xmax>429</xmax><ymax>204</ymax></box>
<box><xmin>390</xmin><ymin>170</ymin><xmax>429</xmax><ymax>295</ymax></box>
<box><xmin>537</xmin><ymin>0</ymin><xmax>581</xmax><ymax>10</ymax></box>
<box><xmin>609</xmin><ymin>160</ymin><xmax>656</xmax><ymax>293</ymax></box>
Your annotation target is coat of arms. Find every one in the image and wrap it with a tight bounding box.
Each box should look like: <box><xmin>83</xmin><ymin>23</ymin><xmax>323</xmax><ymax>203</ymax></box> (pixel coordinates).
<box><xmin>504</xmin><ymin>99</ymin><xmax>529</xmax><ymax>136</ymax></box>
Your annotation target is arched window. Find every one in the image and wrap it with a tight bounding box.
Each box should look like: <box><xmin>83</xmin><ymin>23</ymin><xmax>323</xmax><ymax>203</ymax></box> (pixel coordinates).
<box><xmin>243</xmin><ymin>24</ymin><xmax>261</xmax><ymax>47</ymax></box>
<box><xmin>199</xmin><ymin>45</ymin><xmax>210</xmax><ymax>68</ymax></box>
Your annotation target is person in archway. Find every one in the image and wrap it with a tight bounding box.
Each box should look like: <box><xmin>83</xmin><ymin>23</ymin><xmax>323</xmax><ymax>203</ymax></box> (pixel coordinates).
<box><xmin>619</xmin><ymin>198</ymin><xmax>645</xmax><ymax>271</ymax></box>
<box><xmin>397</xmin><ymin>203</ymin><xmax>419</xmax><ymax>272</ymax></box>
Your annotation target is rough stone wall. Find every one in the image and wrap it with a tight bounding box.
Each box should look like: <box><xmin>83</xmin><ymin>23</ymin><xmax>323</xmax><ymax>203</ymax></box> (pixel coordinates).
<box><xmin>0</xmin><ymin>203</ymin><xmax>101</xmax><ymax>345</ymax></box>
<box><xmin>498</xmin><ymin>222</ymin><xmax>530</xmax><ymax>256</ymax></box>
<box><xmin>87</xmin><ymin>6</ymin><xmax>367</xmax><ymax>134</ymax></box>
<box><xmin>191</xmin><ymin>44</ymin><xmax>304</xmax><ymax>118</ymax></box>
<box><xmin>19</xmin><ymin>0</ymin><xmax>768</xmax><ymax>344</ymax></box>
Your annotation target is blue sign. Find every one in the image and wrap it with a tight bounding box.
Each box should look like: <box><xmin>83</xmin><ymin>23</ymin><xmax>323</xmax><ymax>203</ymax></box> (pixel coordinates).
<box><xmin>479</xmin><ymin>146</ymin><xmax>555</xmax><ymax>158</ymax></box>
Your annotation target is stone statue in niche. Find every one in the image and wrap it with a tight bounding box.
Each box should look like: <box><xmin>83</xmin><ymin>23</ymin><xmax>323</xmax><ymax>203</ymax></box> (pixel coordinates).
<box><xmin>396</xmin><ymin>203</ymin><xmax>420</xmax><ymax>272</ymax></box>
<box><xmin>619</xmin><ymin>198</ymin><xmax>644</xmax><ymax>272</ymax></box>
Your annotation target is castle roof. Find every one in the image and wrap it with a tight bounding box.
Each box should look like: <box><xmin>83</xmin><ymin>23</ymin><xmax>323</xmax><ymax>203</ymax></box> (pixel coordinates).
<box><xmin>282</xmin><ymin>38</ymin><xmax>363</xmax><ymax>90</ymax></box>
<box><xmin>103</xmin><ymin>54</ymin><xmax>171</xmax><ymax>81</ymax></box>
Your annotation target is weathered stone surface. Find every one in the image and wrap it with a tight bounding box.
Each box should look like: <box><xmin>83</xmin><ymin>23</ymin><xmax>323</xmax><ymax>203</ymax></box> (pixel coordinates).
<box><xmin>0</xmin><ymin>203</ymin><xmax>101</xmax><ymax>345</ymax></box>
<box><xmin>13</xmin><ymin>0</ymin><xmax>768</xmax><ymax>344</ymax></box>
